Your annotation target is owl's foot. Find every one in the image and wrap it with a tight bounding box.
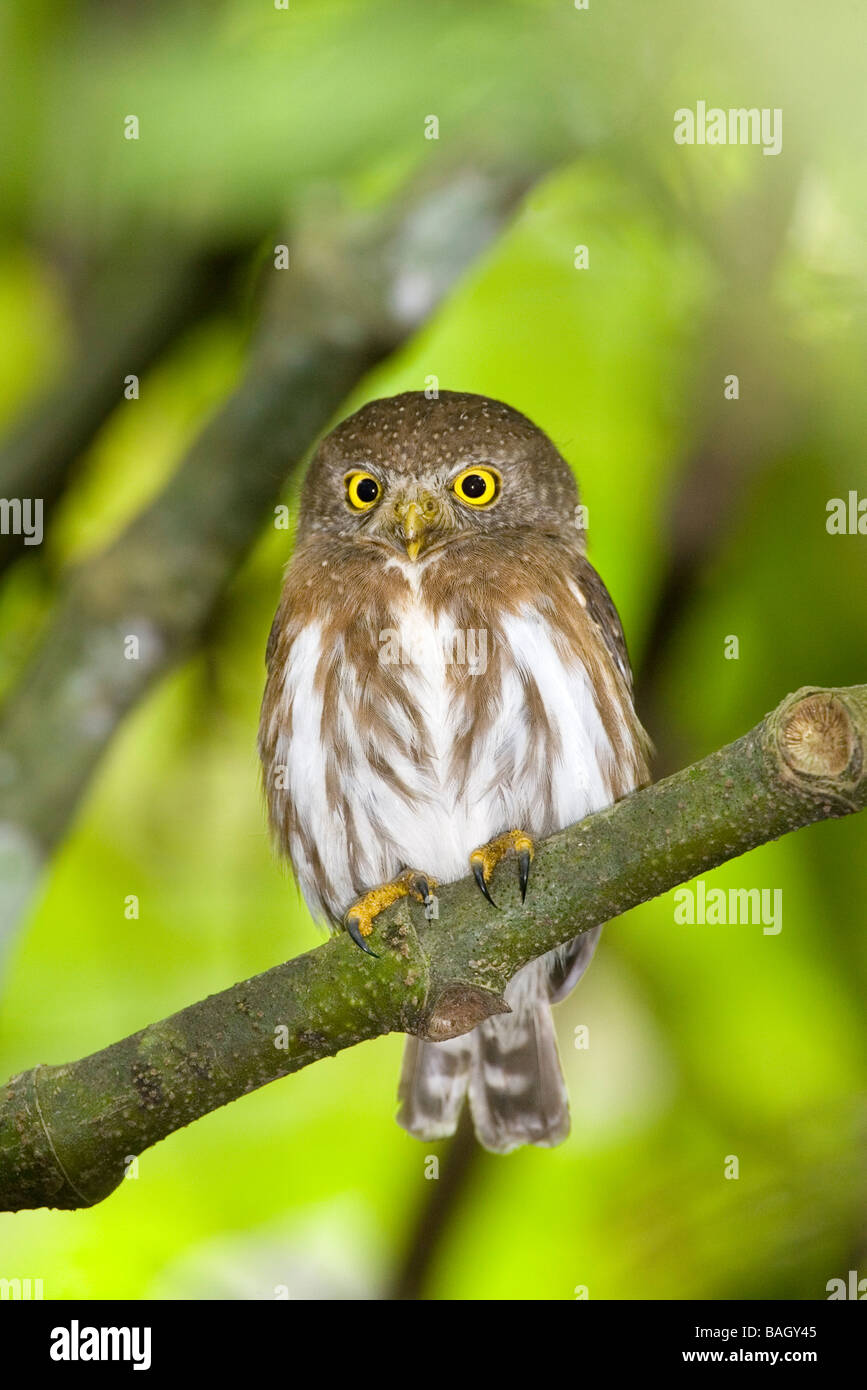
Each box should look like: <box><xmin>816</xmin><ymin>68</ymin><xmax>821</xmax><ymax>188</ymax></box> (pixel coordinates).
<box><xmin>469</xmin><ymin>829</ymin><xmax>534</xmax><ymax>909</ymax></box>
<box><xmin>344</xmin><ymin>870</ymin><xmax>436</xmax><ymax>957</ymax></box>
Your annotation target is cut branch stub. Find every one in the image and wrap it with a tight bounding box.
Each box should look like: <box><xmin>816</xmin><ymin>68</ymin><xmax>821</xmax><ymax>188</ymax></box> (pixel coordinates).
<box><xmin>774</xmin><ymin>686</ymin><xmax>864</xmax><ymax>807</ymax></box>
<box><xmin>419</xmin><ymin>983</ymin><xmax>511</xmax><ymax>1042</ymax></box>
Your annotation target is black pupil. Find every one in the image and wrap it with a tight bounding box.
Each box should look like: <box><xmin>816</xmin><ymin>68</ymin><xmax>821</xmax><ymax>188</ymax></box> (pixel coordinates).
<box><xmin>461</xmin><ymin>473</ymin><xmax>488</xmax><ymax>498</ymax></box>
<box><xmin>356</xmin><ymin>477</ymin><xmax>378</xmax><ymax>503</ymax></box>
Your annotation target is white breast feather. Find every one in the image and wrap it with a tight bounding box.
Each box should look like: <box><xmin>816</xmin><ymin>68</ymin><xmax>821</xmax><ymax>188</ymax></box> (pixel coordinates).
<box><xmin>272</xmin><ymin>601</ymin><xmax>631</xmax><ymax>923</ymax></box>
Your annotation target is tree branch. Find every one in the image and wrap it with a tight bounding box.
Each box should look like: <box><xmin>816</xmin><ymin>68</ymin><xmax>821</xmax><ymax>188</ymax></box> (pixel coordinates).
<box><xmin>1</xmin><ymin>684</ymin><xmax>864</xmax><ymax>1213</ymax></box>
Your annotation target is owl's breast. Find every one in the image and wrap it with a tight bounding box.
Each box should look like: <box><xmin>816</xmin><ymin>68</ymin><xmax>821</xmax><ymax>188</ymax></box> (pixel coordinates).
<box><xmin>261</xmin><ymin>584</ymin><xmax>636</xmax><ymax>925</ymax></box>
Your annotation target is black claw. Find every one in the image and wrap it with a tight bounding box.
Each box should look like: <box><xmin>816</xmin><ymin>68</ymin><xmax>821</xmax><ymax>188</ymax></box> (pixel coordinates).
<box><xmin>518</xmin><ymin>849</ymin><xmax>531</xmax><ymax>903</ymax></box>
<box><xmin>414</xmin><ymin>874</ymin><xmax>432</xmax><ymax>904</ymax></box>
<box><xmin>346</xmin><ymin>917</ymin><xmax>380</xmax><ymax>958</ymax></box>
<box><xmin>473</xmin><ymin>861</ymin><xmax>498</xmax><ymax>908</ymax></box>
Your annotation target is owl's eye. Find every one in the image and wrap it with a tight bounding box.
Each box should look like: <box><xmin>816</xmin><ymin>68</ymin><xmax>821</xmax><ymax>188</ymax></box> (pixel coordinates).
<box><xmin>452</xmin><ymin>467</ymin><xmax>500</xmax><ymax>507</ymax></box>
<box><xmin>345</xmin><ymin>471</ymin><xmax>381</xmax><ymax>511</ymax></box>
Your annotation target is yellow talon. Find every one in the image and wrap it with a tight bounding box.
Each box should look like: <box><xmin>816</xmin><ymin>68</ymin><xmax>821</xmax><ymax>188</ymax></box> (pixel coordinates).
<box><xmin>469</xmin><ymin>829</ymin><xmax>535</xmax><ymax>907</ymax></box>
<box><xmin>344</xmin><ymin>869</ymin><xmax>436</xmax><ymax>956</ymax></box>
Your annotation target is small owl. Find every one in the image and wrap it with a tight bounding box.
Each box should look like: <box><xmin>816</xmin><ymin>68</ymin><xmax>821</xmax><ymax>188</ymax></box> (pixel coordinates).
<box><xmin>259</xmin><ymin>391</ymin><xmax>650</xmax><ymax>1153</ymax></box>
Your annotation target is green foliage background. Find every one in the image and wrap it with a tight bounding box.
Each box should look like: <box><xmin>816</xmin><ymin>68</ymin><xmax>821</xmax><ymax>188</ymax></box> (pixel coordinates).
<box><xmin>0</xmin><ymin>0</ymin><xmax>865</xmax><ymax>1299</ymax></box>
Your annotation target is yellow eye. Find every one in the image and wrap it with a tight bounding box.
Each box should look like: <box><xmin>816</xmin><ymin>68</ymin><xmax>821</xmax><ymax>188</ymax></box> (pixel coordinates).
<box><xmin>452</xmin><ymin>466</ymin><xmax>500</xmax><ymax>507</ymax></box>
<box><xmin>345</xmin><ymin>471</ymin><xmax>381</xmax><ymax>511</ymax></box>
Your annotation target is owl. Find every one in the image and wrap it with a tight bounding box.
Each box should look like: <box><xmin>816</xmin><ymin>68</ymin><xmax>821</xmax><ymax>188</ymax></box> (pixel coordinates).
<box><xmin>259</xmin><ymin>391</ymin><xmax>650</xmax><ymax>1154</ymax></box>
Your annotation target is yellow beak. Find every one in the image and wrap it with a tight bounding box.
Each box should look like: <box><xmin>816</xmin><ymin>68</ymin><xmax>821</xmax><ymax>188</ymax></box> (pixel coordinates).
<box><xmin>398</xmin><ymin>500</ymin><xmax>426</xmax><ymax>561</ymax></box>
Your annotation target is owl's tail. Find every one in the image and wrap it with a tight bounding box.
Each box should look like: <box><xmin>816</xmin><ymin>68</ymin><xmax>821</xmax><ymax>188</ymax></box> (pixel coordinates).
<box><xmin>397</xmin><ymin>927</ymin><xmax>601</xmax><ymax>1155</ymax></box>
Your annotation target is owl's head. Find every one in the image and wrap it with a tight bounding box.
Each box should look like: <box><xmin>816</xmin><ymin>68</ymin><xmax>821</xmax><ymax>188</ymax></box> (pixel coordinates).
<box><xmin>297</xmin><ymin>391</ymin><xmax>582</xmax><ymax>563</ymax></box>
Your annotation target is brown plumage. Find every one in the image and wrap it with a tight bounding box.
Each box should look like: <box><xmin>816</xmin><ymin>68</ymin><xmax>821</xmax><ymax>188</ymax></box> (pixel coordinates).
<box><xmin>259</xmin><ymin>391</ymin><xmax>649</xmax><ymax>1152</ymax></box>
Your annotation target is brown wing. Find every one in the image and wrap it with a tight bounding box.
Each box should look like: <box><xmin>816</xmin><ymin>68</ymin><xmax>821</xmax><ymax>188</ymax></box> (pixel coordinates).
<box><xmin>571</xmin><ymin>552</ymin><xmax>636</xmax><ymax>694</ymax></box>
<box><xmin>544</xmin><ymin>552</ymin><xmax>651</xmax><ymax>1004</ymax></box>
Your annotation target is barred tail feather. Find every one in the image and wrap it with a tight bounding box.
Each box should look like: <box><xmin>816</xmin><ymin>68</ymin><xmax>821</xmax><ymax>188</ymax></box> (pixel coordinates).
<box><xmin>547</xmin><ymin>925</ymin><xmax>602</xmax><ymax>1004</ymax></box>
<box><xmin>396</xmin><ymin>1034</ymin><xmax>472</xmax><ymax>1141</ymax></box>
<box><xmin>397</xmin><ymin>931</ymin><xmax>602</xmax><ymax>1153</ymax></box>
<box><xmin>466</xmin><ymin>959</ymin><xmax>565</xmax><ymax>1154</ymax></box>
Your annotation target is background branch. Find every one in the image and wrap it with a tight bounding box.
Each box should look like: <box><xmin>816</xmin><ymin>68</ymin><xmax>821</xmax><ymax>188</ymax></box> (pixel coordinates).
<box><xmin>0</xmin><ymin>166</ymin><xmax>538</xmax><ymax>949</ymax></box>
<box><xmin>1</xmin><ymin>684</ymin><xmax>864</xmax><ymax>1215</ymax></box>
<box><xmin>0</xmin><ymin>239</ymin><xmax>251</xmax><ymax>582</ymax></box>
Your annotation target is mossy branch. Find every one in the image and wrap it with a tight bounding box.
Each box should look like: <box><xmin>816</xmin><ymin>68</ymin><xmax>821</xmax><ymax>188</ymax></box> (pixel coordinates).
<box><xmin>1</xmin><ymin>684</ymin><xmax>865</xmax><ymax>1212</ymax></box>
